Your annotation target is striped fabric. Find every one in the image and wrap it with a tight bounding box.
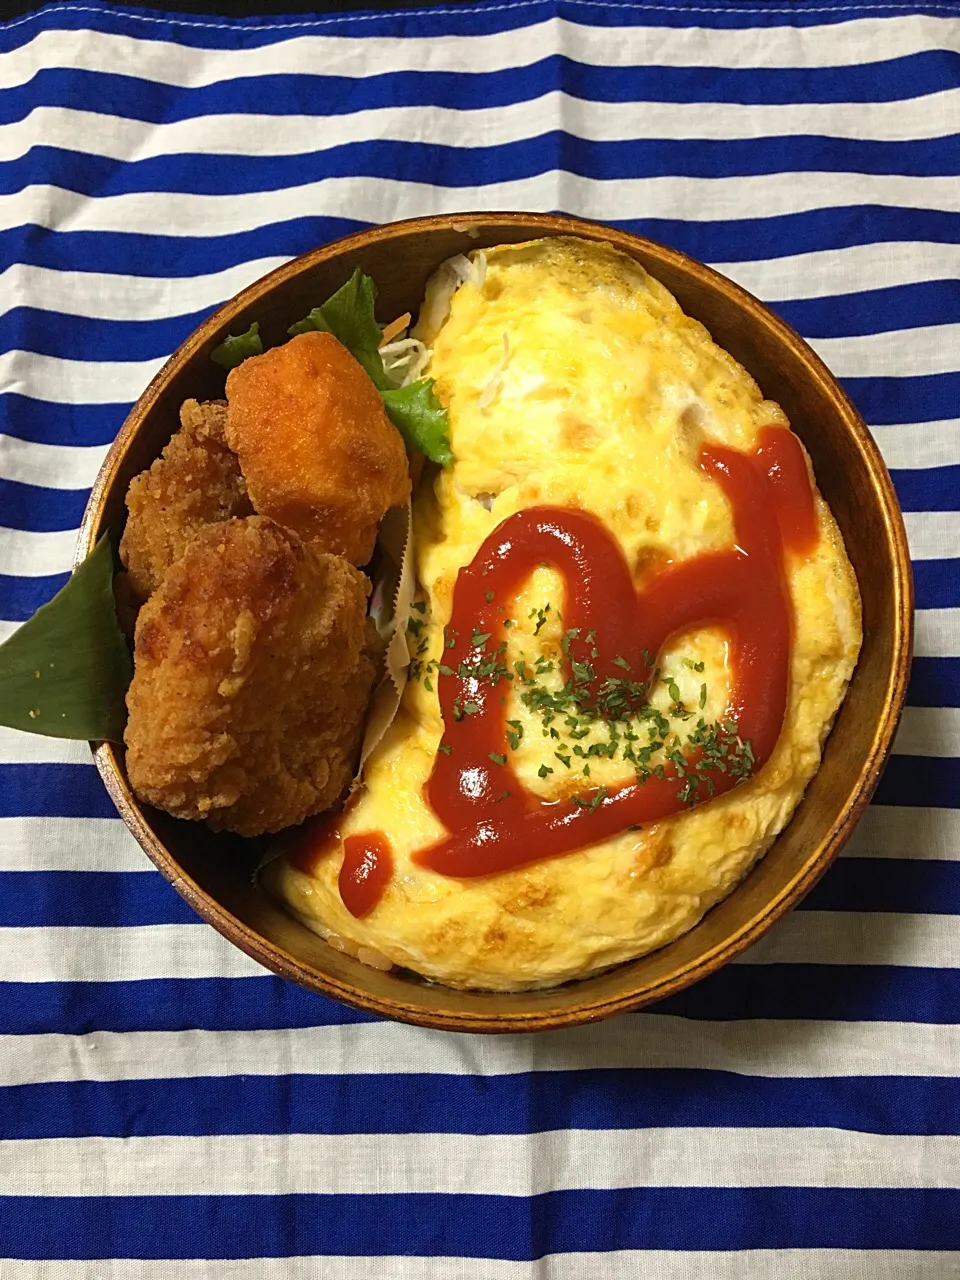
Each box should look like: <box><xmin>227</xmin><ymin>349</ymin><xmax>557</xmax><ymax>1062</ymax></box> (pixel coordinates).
<box><xmin>0</xmin><ymin>0</ymin><xmax>958</xmax><ymax>1271</ymax></box>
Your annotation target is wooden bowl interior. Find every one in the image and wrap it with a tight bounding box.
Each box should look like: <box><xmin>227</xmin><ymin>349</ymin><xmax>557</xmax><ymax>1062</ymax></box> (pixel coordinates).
<box><xmin>84</xmin><ymin>214</ymin><xmax>911</xmax><ymax>1032</ymax></box>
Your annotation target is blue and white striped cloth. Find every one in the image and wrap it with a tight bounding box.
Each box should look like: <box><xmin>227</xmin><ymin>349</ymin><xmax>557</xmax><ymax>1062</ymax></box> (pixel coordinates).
<box><xmin>0</xmin><ymin>0</ymin><xmax>958</xmax><ymax>1271</ymax></box>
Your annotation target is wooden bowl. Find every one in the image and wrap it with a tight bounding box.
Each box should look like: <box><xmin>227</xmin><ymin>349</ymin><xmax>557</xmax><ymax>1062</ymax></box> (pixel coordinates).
<box><xmin>78</xmin><ymin>212</ymin><xmax>913</xmax><ymax>1033</ymax></box>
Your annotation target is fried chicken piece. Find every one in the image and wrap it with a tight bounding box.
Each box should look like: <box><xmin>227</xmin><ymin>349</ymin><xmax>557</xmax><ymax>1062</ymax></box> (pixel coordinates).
<box><xmin>120</xmin><ymin>399</ymin><xmax>252</xmax><ymax>601</ymax></box>
<box><xmin>125</xmin><ymin>516</ymin><xmax>377</xmax><ymax>837</ymax></box>
<box><xmin>225</xmin><ymin>331</ymin><xmax>410</xmax><ymax>567</ymax></box>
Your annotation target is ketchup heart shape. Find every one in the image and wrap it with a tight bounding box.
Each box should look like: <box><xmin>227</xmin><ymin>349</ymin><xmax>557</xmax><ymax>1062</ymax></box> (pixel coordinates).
<box><xmin>416</xmin><ymin>426</ymin><xmax>817</xmax><ymax>879</ymax></box>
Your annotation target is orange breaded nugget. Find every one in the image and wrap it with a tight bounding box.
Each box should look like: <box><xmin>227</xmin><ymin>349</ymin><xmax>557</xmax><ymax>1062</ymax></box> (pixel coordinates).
<box><xmin>120</xmin><ymin>399</ymin><xmax>251</xmax><ymax>601</ymax></box>
<box><xmin>225</xmin><ymin>331</ymin><xmax>410</xmax><ymax>566</ymax></box>
<box><xmin>125</xmin><ymin>516</ymin><xmax>377</xmax><ymax>837</ymax></box>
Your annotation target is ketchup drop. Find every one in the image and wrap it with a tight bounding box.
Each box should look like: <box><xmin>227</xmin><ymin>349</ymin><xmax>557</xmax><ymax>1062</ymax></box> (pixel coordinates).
<box><xmin>338</xmin><ymin>833</ymin><xmax>394</xmax><ymax>917</ymax></box>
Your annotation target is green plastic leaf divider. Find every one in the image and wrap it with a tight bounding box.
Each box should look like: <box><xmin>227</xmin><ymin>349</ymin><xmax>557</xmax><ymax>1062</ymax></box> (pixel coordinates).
<box><xmin>0</xmin><ymin>535</ymin><xmax>132</xmax><ymax>742</ymax></box>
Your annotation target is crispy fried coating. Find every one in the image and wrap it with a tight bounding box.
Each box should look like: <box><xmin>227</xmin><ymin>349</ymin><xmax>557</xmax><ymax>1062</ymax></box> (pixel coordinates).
<box><xmin>225</xmin><ymin>331</ymin><xmax>410</xmax><ymax>566</ymax></box>
<box><xmin>124</xmin><ymin>516</ymin><xmax>377</xmax><ymax>837</ymax></box>
<box><xmin>120</xmin><ymin>399</ymin><xmax>252</xmax><ymax>601</ymax></box>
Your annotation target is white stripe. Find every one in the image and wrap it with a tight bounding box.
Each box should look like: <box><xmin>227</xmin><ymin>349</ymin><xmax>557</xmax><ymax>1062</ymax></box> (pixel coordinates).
<box><xmin>871</xmin><ymin>420</ymin><xmax>960</xmax><ymax>470</ymax></box>
<box><xmin>0</xmin><ymin>911</ymin><xmax>955</xmax><ymax>984</ymax></box>
<box><xmin>3</xmin><ymin>90</ymin><xmax>958</xmax><ymax>171</ymax></box>
<box><xmin>894</xmin><ymin>706</ymin><xmax>960</xmax><ymax>757</ymax></box>
<box><xmin>0</xmin><ymin>727</ymin><xmax>93</xmax><ymax>766</ymax></box>
<box><xmin>0</xmin><ymin>817</ymin><xmax>145</xmax><ymax>871</ymax></box>
<box><xmin>0</xmin><ymin>1255</ymin><xmax>953</xmax><ymax>1280</ymax></box>
<box><xmin>5</xmin><ymin>14</ymin><xmax>959</xmax><ymax>90</ymax></box>
<box><xmin>0</xmin><ymin>258</ymin><xmax>285</xmax><ymax>324</ymax></box>
<box><xmin>903</xmin><ymin>510</ymin><xmax>960</xmax><ymax>561</ymax></box>
<box><xmin>5</xmin><ymin>239</ymin><xmax>957</xmax><ymax>328</ymax></box>
<box><xmin>2</xmin><ymin>1129</ymin><xmax>955</xmax><ymax>1196</ymax></box>
<box><xmin>0</xmin><ymin>804</ymin><xmax>947</xmax><ymax>877</ymax></box>
<box><xmin>0</xmin><ymin>803</ymin><xmax>947</xmax><ymax>880</ymax></box>
<box><xmin>0</xmin><ymin>805</ymin><xmax>946</xmax><ymax>876</ymax></box>
<box><xmin>810</xmin><ymin>324</ymin><xmax>960</xmax><ymax>379</ymax></box>
<box><xmin>6</xmin><ymin>1016</ymin><xmax>959</xmax><ymax>1087</ymax></box>
<box><xmin>843</xmin><ymin>805</ymin><xmax>960</xmax><ymax>860</ymax></box>
<box><xmin>916</xmin><ymin>607</ymin><xmax>960</xmax><ymax>657</ymax></box>
<box><xmin>736</xmin><ymin>912</ymin><xmax>960</xmax><ymax>968</ymax></box>
<box><xmin>0</xmin><ymin>349</ymin><xmax>162</xmax><ymax>406</ymax></box>
<box><xmin>0</xmin><ymin>924</ymin><xmax>266</xmax><ymax>982</ymax></box>
<box><xmin>0</xmin><ymin>524</ymin><xmax>78</xmax><ymax>576</ymax></box>
<box><xmin>4</xmin><ymin>172</ymin><xmax>960</xmax><ymax>241</ymax></box>
<box><xmin>718</xmin><ymin>241</ymin><xmax>960</xmax><ymax>303</ymax></box>
<box><xmin>0</xmin><ymin>435</ymin><xmax>108</xmax><ymax>490</ymax></box>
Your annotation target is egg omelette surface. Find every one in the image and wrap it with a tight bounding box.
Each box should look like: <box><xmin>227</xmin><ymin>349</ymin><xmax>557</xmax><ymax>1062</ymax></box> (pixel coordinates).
<box><xmin>266</xmin><ymin>236</ymin><xmax>862</xmax><ymax>992</ymax></box>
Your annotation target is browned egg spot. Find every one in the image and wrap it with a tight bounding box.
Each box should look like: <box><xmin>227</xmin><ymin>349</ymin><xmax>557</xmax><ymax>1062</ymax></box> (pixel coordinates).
<box><xmin>560</xmin><ymin>413</ymin><xmax>601</xmax><ymax>450</ymax></box>
<box><xmin>634</xmin><ymin>544</ymin><xmax>673</xmax><ymax>584</ymax></box>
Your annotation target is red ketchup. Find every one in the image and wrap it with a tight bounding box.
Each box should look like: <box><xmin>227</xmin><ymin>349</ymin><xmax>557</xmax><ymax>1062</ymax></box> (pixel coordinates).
<box><xmin>338</xmin><ymin>833</ymin><xmax>394</xmax><ymax>918</ymax></box>
<box><xmin>407</xmin><ymin>425</ymin><xmax>818</xmax><ymax>878</ymax></box>
<box><xmin>284</xmin><ymin>808</ymin><xmax>394</xmax><ymax>918</ymax></box>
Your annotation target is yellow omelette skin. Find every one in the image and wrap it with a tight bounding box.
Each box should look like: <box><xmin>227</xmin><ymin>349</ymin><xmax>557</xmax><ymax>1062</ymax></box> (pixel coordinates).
<box><xmin>265</xmin><ymin>236</ymin><xmax>862</xmax><ymax>992</ymax></box>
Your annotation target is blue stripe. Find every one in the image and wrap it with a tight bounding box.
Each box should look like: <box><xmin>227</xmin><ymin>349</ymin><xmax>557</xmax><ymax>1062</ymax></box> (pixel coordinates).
<box><xmin>3</xmin><ymin>1070</ymin><xmax>957</xmax><ymax>1140</ymax></box>
<box><xmin>909</xmin><ymin>657</ymin><xmax>960</xmax><ymax>707</ymax></box>
<box><xmin>0</xmin><ymin>395</ymin><xmax>127</xmax><ymax>447</ymax></box>
<box><xmin>10</xmin><ymin>279</ymin><xmax>960</xmax><ymax>365</ymax></box>
<box><xmin>2</xmin><ymin>964</ymin><xmax>957</xmax><ymax>1037</ymax></box>
<box><xmin>11</xmin><ymin>136</ymin><xmax>960</xmax><ymax>201</ymax></box>
<box><xmin>0</xmin><ymin>977</ymin><xmax>373</xmax><ymax>1035</ymax></box>
<box><xmin>0</xmin><ymin>307</ymin><xmax>208</xmax><ymax>364</ymax></box>
<box><xmin>892</xmin><ymin>465</ymin><xmax>960</xmax><ymax>512</ymax></box>
<box><xmin>5</xmin><ymin>56</ymin><xmax>959</xmax><ymax>126</ymax></box>
<box><xmin>913</xmin><ymin>558</ymin><xmax>960</xmax><ymax>611</ymax></box>
<box><xmin>658</xmin><ymin>963</ymin><xmax>960</xmax><ymax>1024</ymax></box>
<box><xmin>0</xmin><ymin>765</ymin><xmax>114</xmax><ymax>820</ymax></box>
<box><xmin>2</xmin><ymin>0</ymin><xmax>561</xmax><ymax>49</ymax></box>
<box><xmin>801</xmin><ymin>857</ymin><xmax>960</xmax><ymax>913</ymax></box>
<box><xmin>843</xmin><ymin>372</ymin><xmax>960</xmax><ymax>429</ymax></box>
<box><xmin>777</xmin><ymin>280</ymin><xmax>960</xmax><ymax>339</ymax></box>
<box><xmin>873</xmin><ymin>755</ymin><xmax>960</xmax><ymax>809</ymax></box>
<box><xmin>0</xmin><ymin>357</ymin><xmax>955</xmax><ymax>465</ymax></box>
<box><xmin>1</xmin><ymin>753</ymin><xmax>952</xmax><ymax>823</ymax></box>
<box><xmin>3</xmin><ymin>856</ymin><xmax>955</xmax><ymax>928</ymax></box>
<box><xmin>0</xmin><ymin>478</ymin><xmax>88</xmax><ymax>534</ymax></box>
<box><xmin>5</xmin><ymin>206</ymin><xmax>960</xmax><ymax>284</ymax></box>
<box><xmin>0</xmin><ymin>871</ymin><xmax>199</xmax><ymax>927</ymax></box>
<box><xmin>2</xmin><ymin>1188</ymin><xmax>957</xmax><ymax>1257</ymax></box>
<box><xmin>0</xmin><ymin>573</ymin><xmax>68</xmax><ymax>623</ymax></box>
<box><xmin>3</xmin><ymin>0</ymin><xmax>950</xmax><ymax>53</ymax></box>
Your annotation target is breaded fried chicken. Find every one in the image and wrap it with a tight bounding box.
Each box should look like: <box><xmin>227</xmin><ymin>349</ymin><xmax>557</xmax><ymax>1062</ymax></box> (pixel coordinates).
<box><xmin>124</xmin><ymin>516</ymin><xmax>377</xmax><ymax>837</ymax></box>
<box><xmin>225</xmin><ymin>331</ymin><xmax>410</xmax><ymax>566</ymax></box>
<box><xmin>120</xmin><ymin>399</ymin><xmax>252</xmax><ymax>600</ymax></box>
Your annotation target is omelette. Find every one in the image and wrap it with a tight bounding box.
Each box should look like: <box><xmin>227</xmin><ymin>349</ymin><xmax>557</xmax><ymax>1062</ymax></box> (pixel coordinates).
<box><xmin>265</xmin><ymin>236</ymin><xmax>862</xmax><ymax>992</ymax></box>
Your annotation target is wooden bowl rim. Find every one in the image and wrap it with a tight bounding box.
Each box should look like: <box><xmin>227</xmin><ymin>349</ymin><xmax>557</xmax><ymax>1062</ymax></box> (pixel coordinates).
<box><xmin>78</xmin><ymin>211</ymin><xmax>914</xmax><ymax>1033</ymax></box>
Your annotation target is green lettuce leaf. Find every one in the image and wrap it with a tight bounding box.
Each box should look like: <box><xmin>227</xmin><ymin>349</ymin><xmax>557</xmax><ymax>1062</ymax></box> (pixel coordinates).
<box><xmin>0</xmin><ymin>535</ymin><xmax>132</xmax><ymax>742</ymax></box>
<box><xmin>288</xmin><ymin>268</ymin><xmax>385</xmax><ymax>387</ymax></box>
<box><xmin>211</xmin><ymin>321</ymin><xmax>263</xmax><ymax>370</ymax></box>
<box><xmin>381</xmin><ymin>379</ymin><xmax>453</xmax><ymax>467</ymax></box>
